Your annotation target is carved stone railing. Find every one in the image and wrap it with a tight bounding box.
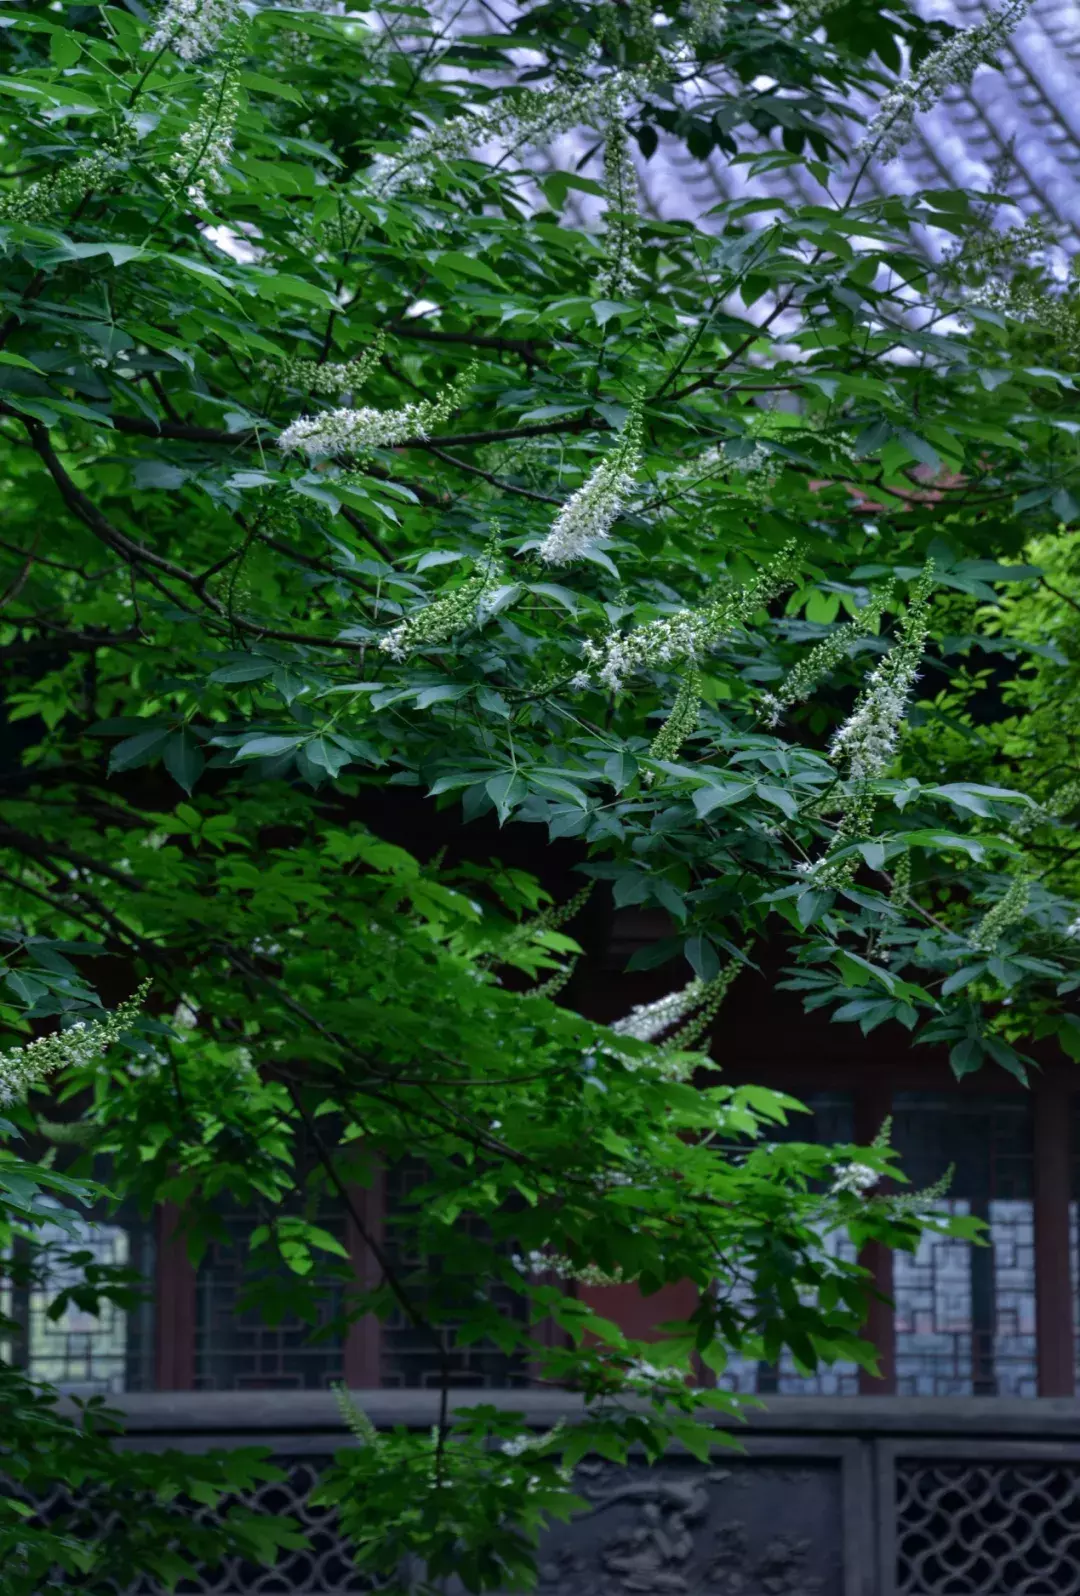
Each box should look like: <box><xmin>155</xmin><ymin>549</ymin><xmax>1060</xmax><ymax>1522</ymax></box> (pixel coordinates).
<box><xmin>67</xmin><ymin>1392</ymin><xmax>1080</xmax><ymax>1594</ymax></box>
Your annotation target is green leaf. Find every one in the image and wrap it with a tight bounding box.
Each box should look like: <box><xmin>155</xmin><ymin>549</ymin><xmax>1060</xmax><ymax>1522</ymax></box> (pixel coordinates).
<box><xmin>49</xmin><ymin>29</ymin><xmax>81</xmax><ymax>67</ymax></box>
<box><xmin>109</xmin><ymin>726</ymin><xmax>172</xmax><ymax>773</ymax></box>
<box><xmin>950</xmin><ymin>1036</ymin><xmax>984</xmax><ymax>1077</ymax></box>
<box><xmin>248</xmin><ymin>272</ymin><xmax>336</xmax><ymax>307</ymax></box>
<box><xmin>235</xmin><ymin>735</ymin><xmax>304</xmax><ymax>760</ymax></box>
<box><xmin>134</xmin><ymin>461</ymin><xmax>189</xmax><ymax>490</ymax></box>
<box><xmin>305</xmin><ymin>736</ymin><xmax>351</xmax><ymax>775</ymax></box>
<box><xmin>1053</xmin><ymin>487</ymin><xmax>1080</xmax><ymax>525</ymax></box>
<box><xmin>209</xmin><ymin>658</ymin><xmax>277</xmax><ymax>684</ymax></box>
<box><xmin>684</xmin><ymin>934</ymin><xmax>720</xmax><ymax>982</ymax></box>
<box><xmin>0</xmin><ymin>351</ymin><xmax>45</xmax><ymax>373</ymax></box>
<box><xmin>604</xmin><ymin>751</ymin><xmax>638</xmax><ymax>792</ymax></box>
<box><xmin>941</xmin><ymin>965</ymin><xmax>985</xmax><ymax>997</ymax></box>
<box><xmin>692</xmin><ymin>781</ymin><xmax>754</xmax><ymax>818</ymax></box>
<box><xmin>485</xmin><ymin>771</ymin><xmax>527</xmax><ymax>824</ymax></box>
<box><xmin>429</xmin><ymin>251</ymin><xmax>510</xmax><ymax>290</ymax></box>
<box><xmin>163</xmin><ymin>731</ymin><xmax>205</xmax><ymax>795</ymax></box>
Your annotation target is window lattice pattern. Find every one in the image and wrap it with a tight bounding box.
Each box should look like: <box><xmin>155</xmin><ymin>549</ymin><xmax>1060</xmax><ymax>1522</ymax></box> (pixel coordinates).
<box><xmin>896</xmin><ymin>1459</ymin><xmax>1080</xmax><ymax>1594</ymax></box>
<box><xmin>717</xmin><ymin>1093</ymin><xmax>860</xmax><ymax>1397</ymax></box>
<box><xmin>892</xmin><ymin>1095</ymin><xmax>1036</xmax><ymax>1397</ymax></box>
<box><xmin>8</xmin><ymin>1205</ymin><xmax>155</xmax><ymax>1394</ymax></box>
<box><xmin>381</xmin><ymin>1159</ymin><xmax>529</xmax><ymax>1389</ymax></box>
<box><xmin>195</xmin><ymin>1199</ymin><xmax>348</xmax><ymax>1392</ymax></box>
<box><xmin>893</xmin><ymin>1199</ymin><xmax>1037</xmax><ymax>1398</ymax></box>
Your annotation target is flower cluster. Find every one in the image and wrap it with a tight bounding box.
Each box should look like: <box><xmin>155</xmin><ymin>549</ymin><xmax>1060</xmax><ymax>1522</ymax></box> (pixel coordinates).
<box><xmin>611</xmin><ymin>980</ymin><xmax>704</xmax><ymax>1042</ymax></box>
<box><xmin>378</xmin><ymin>539</ymin><xmax>502</xmax><ymax>662</ymax></box>
<box><xmin>333</xmin><ymin>1383</ymin><xmax>381</xmax><ymax>1447</ymax></box>
<box><xmin>858</xmin><ymin>0</ymin><xmax>1032</xmax><ymax>162</ymax></box>
<box><xmin>758</xmin><ymin>590</ymin><xmax>891</xmax><ymax>728</ymax></box>
<box><xmin>686</xmin><ymin>0</ymin><xmax>728</xmax><ymax>50</ymax></box>
<box><xmin>644</xmin><ymin>443</ymin><xmax>725</xmax><ymax>507</ymax></box>
<box><xmin>175</xmin><ymin>30</ymin><xmax>245</xmax><ymax>211</ymax></box>
<box><xmin>727</xmin><ymin>441</ymin><xmax>779</xmax><ymax>501</ymax></box>
<box><xmin>889</xmin><ymin>848</ymin><xmax>912</xmax><ymax>906</ymax></box>
<box><xmin>946</xmin><ymin>216</ymin><xmax>1056</xmax><ymax>280</ymax></box>
<box><xmin>968</xmin><ymin>276</ymin><xmax>1080</xmax><ymax>360</ymax></box>
<box><xmin>512</xmin><ymin>1251</ymin><xmax>625</xmax><ymax>1286</ymax></box>
<box><xmin>279</xmin><ymin>366</ymin><xmax>473</xmax><ymax>460</ymax></box>
<box><xmin>787</xmin><ymin>0</ymin><xmax>846</xmax><ymax>32</ymax></box>
<box><xmin>366</xmin><ymin>70</ymin><xmax>648</xmax><ymax>197</ymax></box>
<box><xmin>145</xmin><ymin>0</ymin><xmax>241</xmax><ymax>63</ymax></box>
<box><xmin>528</xmin><ymin>960</ymin><xmax>578</xmax><ymax>1001</ymax></box>
<box><xmin>1012</xmin><ymin>777</ymin><xmax>1080</xmax><ymax>840</ymax></box>
<box><xmin>889</xmin><ymin>1166</ymin><xmax>955</xmax><ymax>1216</ymax></box>
<box><xmin>537</xmin><ymin>405</ymin><xmax>643</xmax><ymax>566</ymax></box>
<box><xmin>970</xmin><ymin>875</ymin><xmax>1029</xmax><ymax>953</ymax></box>
<box><xmin>578</xmin><ymin>542</ymin><xmax>799</xmax><ymax>692</ymax></box>
<box><xmin>271</xmin><ymin>334</ymin><xmax>386</xmax><ymax>398</ymax></box>
<box><xmin>597</xmin><ymin>123</ymin><xmax>641</xmax><ymax>302</ymax></box>
<box><xmin>662</xmin><ymin>955</ymin><xmax>743</xmax><ymax>1052</ymax></box>
<box><xmin>647</xmin><ymin>664</ymin><xmax>701</xmax><ymax>771</ymax></box>
<box><xmin>0</xmin><ymin>981</ymin><xmax>151</xmax><ymax>1107</ymax></box>
<box><xmin>608</xmin><ymin>955</ymin><xmax>742</xmax><ymax>1065</ymax></box>
<box><xmin>640</xmin><ymin>439</ymin><xmax>777</xmax><ymax>519</ymax></box>
<box><xmin>498</xmin><ymin>1424</ymin><xmax>566</xmax><ymax>1458</ymax></box>
<box><xmin>498</xmin><ymin>883</ymin><xmax>593</xmax><ymax>957</ymax></box>
<box><xmin>831</xmin><ymin>1162</ymin><xmax>879</xmax><ymax>1196</ymax></box>
<box><xmin>0</xmin><ymin>131</ymin><xmax>133</xmax><ymax>224</ymax></box>
<box><xmin>827</xmin><ymin>565</ymin><xmax>934</xmax><ymax>781</ymax></box>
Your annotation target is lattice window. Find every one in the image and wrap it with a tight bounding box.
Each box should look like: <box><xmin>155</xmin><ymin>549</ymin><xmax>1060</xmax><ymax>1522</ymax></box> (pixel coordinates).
<box><xmin>194</xmin><ymin>1197</ymin><xmax>348</xmax><ymax>1392</ymax></box>
<box><xmin>892</xmin><ymin>1094</ymin><xmax>1036</xmax><ymax>1398</ymax></box>
<box><xmin>380</xmin><ymin>1158</ymin><xmax>529</xmax><ymax>1389</ymax></box>
<box><xmin>895</xmin><ymin>1458</ymin><xmax>1080</xmax><ymax>1594</ymax></box>
<box><xmin>716</xmin><ymin>1093</ymin><xmax>859</xmax><ymax>1396</ymax></box>
<box><xmin>5</xmin><ymin>1203</ymin><xmax>155</xmax><ymax>1395</ymax></box>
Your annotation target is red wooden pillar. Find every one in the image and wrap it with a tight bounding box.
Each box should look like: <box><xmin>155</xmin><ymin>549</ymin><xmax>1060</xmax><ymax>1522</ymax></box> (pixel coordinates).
<box><xmin>1034</xmin><ymin>1073</ymin><xmax>1075</xmax><ymax>1397</ymax></box>
<box><xmin>855</xmin><ymin>1084</ymin><xmax>896</xmax><ymax>1395</ymax></box>
<box><xmin>576</xmin><ymin>1279</ymin><xmax>699</xmax><ymax>1344</ymax></box>
<box><xmin>343</xmin><ymin>1175</ymin><xmax>384</xmax><ymax>1387</ymax></box>
<box><xmin>155</xmin><ymin>1201</ymin><xmax>196</xmax><ymax>1389</ymax></box>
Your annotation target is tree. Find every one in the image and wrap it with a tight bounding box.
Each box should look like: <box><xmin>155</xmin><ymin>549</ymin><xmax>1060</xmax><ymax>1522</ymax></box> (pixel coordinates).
<box><xmin>2</xmin><ymin>0</ymin><xmax>1078</xmax><ymax>1588</ymax></box>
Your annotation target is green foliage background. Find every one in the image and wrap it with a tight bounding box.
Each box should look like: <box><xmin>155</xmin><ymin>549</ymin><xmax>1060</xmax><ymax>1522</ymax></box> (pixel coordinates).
<box><xmin>3</xmin><ymin>0</ymin><xmax>1080</xmax><ymax>1588</ymax></box>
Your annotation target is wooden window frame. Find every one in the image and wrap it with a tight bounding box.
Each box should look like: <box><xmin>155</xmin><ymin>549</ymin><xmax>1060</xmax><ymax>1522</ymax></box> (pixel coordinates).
<box><xmin>151</xmin><ymin>1070</ymin><xmax>1076</xmax><ymax>1397</ymax></box>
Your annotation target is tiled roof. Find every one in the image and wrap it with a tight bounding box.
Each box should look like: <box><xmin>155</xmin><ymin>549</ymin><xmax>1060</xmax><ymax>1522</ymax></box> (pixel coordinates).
<box><xmin>639</xmin><ymin>0</ymin><xmax>1080</xmax><ymax>250</ymax></box>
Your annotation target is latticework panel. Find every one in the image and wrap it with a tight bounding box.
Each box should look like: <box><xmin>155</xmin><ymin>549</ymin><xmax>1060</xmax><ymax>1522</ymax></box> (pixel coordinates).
<box><xmin>170</xmin><ymin>1457</ymin><xmax>369</xmax><ymax>1596</ymax></box>
<box><xmin>892</xmin><ymin>1095</ymin><xmax>1036</xmax><ymax>1396</ymax></box>
<box><xmin>14</xmin><ymin>1457</ymin><xmax>369</xmax><ymax>1595</ymax></box>
<box><xmin>380</xmin><ymin>1158</ymin><xmax>529</xmax><ymax>1389</ymax></box>
<box><xmin>195</xmin><ymin>1201</ymin><xmax>348</xmax><ymax>1391</ymax></box>
<box><xmin>895</xmin><ymin>1459</ymin><xmax>1080</xmax><ymax>1593</ymax></box>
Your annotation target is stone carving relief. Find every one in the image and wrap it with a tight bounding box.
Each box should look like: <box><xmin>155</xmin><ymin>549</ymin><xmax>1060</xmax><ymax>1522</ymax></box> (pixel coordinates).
<box><xmin>535</xmin><ymin>1459</ymin><xmax>840</xmax><ymax>1596</ymax></box>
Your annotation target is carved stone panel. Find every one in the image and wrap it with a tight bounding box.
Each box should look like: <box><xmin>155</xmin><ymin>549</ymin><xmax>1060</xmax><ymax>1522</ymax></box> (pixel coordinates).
<box><xmin>534</xmin><ymin>1458</ymin><xmax>843</xmax><ymax>1596</ymax></box>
